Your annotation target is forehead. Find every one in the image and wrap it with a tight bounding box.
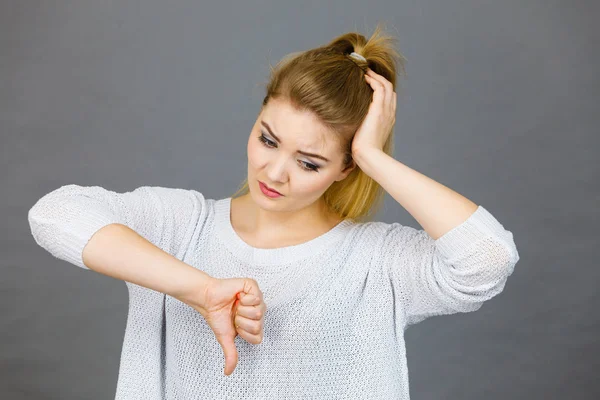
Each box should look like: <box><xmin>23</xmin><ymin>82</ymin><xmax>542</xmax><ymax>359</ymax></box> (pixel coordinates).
<box><xmin>262</xmin><ymin>98</ymin><xmax>338</xmax><ymax>150</ymax></box>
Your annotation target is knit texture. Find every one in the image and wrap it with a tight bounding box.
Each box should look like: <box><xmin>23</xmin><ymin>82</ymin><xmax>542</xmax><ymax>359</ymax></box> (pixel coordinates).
<box><xmin>28</xmin><ymin>184</ymin><xmax>520</xmax><ymax>399</ymax></box>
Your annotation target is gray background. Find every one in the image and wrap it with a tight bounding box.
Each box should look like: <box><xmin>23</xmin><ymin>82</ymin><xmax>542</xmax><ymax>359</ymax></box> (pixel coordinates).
<box><xmin>2</xmin><ymin>0</ymin><xmax>598</xmax><ymax>399</ymax></box>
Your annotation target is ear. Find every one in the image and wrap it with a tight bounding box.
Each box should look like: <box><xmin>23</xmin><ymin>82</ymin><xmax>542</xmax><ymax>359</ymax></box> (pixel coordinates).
<box><xmin>335</xmin><ymin>160</ymin><xmax>357</xmax><ymax>182</ymax></box>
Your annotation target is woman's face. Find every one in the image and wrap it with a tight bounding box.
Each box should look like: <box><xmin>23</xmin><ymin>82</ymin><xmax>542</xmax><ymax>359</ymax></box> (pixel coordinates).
<box><xmin>246</xmin><ymin>97</ymin><xmax>355</xmax><ymax>212</ymax></box>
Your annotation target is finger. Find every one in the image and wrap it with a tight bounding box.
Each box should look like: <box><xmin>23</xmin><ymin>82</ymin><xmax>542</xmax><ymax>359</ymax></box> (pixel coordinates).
<box><xmin>235</xmin><ymin>316</ymin><xmax>264</xmax><ymax>344</ymax></box>
<box><xmin>237</xmin><ymin>327</ymin><xmax>263</xmax><ymax>345</ymax></box>
<box><xmin>235</xmin><ymin>314</ymin><xmax>263</xmax><ymax>334</ymax></box>
<box><xmin>364</xmin><ymin>74</ymin><xmax>386</xmax><ymax>107</ymax></box>
<box><xmin>236</xmin><ymin>303</ymin><xmax>264</xmax><ymax>320</ymax></box>
<box><xmin>239</xmin><ymin>288</ymin><xmax>264</xmax><ymax>302</ymax></box>
<box><xmin>217</xmin><ymin>334</ymin><xmax>238</xmax><ymax>376</ymax></box>
<box><xmin>366</xmin><ymin>68</ymin><xmax>394</xmax><ymax>93</ymax></box>
<box><xmin>369</xmin><ymin>83</ymin><xmax>394</xmax><ymax>123</ymax></box>
<box><xmin>365</xmin><ymin>75</ymin><xmax>385</xmax><ymax>93</ymax></box>
<box><xmin>366</xmin><ymin>70</ymin><xmax>394</xmax><ymax>107</ymax></box>
<box><xmin>235</xmin><ymin>314</ymin><xmax>264</xmax><ymax>343</ymax></box>
<box><xmin>242</xmin><ymin>279</ymin><xmax>264</xmax><ymax>300</ymax></box>
<box><xmin>365</xmin><ymin>70</ymin><xmax>387</xmax><ymax>95</ymax></box>
<box><xmin>239</xmin><ymin>293</ymin><xmax>261</xmax><ymax>306</ymax></box>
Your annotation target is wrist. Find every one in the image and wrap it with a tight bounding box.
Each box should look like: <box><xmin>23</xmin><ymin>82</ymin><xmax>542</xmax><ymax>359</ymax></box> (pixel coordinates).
<box><xmin>168</xmin><ymin>263</ymin><xmax>216</xmax><ymax>308</ymax></box>
<box><xmin>352</xmin><ymin>147</ymin><xmax>385</xmax><ymax>174</ymax></box>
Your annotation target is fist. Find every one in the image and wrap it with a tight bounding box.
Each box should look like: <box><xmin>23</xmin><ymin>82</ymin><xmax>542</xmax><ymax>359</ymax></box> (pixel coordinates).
<box><xmin>188</xmin><ymin>277</ymin><xmax>266</xmax><ymax>376</ymax></box>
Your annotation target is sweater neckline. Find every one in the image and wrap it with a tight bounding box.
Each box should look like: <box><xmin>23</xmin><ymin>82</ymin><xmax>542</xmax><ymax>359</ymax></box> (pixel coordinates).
<box><xmin>214</xmin><ymin>197</ymin><xmax>354</xmax><ymax>265</ymax></box>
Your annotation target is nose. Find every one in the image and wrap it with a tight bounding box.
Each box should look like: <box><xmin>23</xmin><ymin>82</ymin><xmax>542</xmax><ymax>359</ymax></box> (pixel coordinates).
<box><xmin>266</xmin><ymin>155</ymin><xmax>288</xmax><ymax>184</ymax></box>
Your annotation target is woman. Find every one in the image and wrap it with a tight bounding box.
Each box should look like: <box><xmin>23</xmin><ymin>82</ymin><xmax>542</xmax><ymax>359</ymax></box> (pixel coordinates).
<box><xmin>28</xmin><ymin>24</ymin><xmax>519</xmax><ymax>399</ymax></box>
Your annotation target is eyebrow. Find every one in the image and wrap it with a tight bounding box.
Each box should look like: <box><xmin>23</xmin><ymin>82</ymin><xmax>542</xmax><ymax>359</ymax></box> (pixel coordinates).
<box><xmin>261</xmin><ymin>121</ymin><xmax>331</xmax><ymax>163</ymax></box>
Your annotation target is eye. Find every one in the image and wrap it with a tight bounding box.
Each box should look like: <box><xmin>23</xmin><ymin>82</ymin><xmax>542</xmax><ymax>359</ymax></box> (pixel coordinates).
<box><xmin>257</xmin><ymin>133</ymin><xmax>320</xmax><ymax>173</ymax></box>
<box><xmin>299</xmin><ymin>160</ymin><xmax>319</xmax><ymax>172</ymax></box>
<box><xmin>257</xmin><ymin>134</ymin><xmax>276</xmax><ymax>148</ymax></box>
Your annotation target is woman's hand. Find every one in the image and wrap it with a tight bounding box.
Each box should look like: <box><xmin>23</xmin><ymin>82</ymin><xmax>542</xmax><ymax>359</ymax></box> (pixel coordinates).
<box><xmin>177</xmin><ymin>276</ymin><xmax>266</xmax><ymax>376</ymax></box>
<box><xmin>351</xmin><ymin>68</ymin><xmax>397</xmax><ymax>158</ymax></box>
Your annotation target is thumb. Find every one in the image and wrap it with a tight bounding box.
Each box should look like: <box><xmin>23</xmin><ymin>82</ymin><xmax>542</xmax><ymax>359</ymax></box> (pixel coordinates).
<box><xmin>218</xmin><ymin>334</ymin><xmax>238</xmax><ymax>376</ymax></box>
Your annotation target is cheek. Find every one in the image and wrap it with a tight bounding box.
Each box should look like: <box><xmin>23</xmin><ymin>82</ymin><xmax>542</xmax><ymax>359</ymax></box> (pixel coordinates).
<box><xmin>294</xmin><ymin>173</ymin><xmax>335</xmax><ymax>195</ymax></box>
<box><xmin>247</xmin><ymin>138</ymin><xmax>264</xmax><ymax>168</ymax></box>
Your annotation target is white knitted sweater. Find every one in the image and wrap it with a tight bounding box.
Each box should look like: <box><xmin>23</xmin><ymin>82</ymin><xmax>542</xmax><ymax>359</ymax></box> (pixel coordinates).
<box><xmin>27</xmin><ymin>184</ymin><xmax>519</xmax><ymax>399</ymax></box>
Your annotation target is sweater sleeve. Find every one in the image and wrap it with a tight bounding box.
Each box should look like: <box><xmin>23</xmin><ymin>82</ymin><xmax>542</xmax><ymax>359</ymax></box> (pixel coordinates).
<box><xmin>378</xmin><ymin>205</ymin><xmax>520</xmax><ymax>327</ymax></box>
<box><xmin>27</xmin><ymin>184</ymin><xmax>204</xmax><ymax>270</ymax></box>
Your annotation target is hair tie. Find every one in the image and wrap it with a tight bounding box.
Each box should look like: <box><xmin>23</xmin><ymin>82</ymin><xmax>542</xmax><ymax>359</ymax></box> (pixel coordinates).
<box><xmin>348</xmin><ymin>52</ymin><xmax>366</xmax><ymax>63</ymax></box>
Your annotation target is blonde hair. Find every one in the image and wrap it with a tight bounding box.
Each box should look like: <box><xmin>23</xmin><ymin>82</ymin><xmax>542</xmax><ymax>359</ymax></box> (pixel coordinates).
<box><xmin>232</xmin><ymin>22</ymin><xmax>407</xmax><ymax>223</ymax></box>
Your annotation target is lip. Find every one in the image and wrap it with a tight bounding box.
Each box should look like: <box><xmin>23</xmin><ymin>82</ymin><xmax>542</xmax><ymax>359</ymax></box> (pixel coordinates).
<box><xmin>258</xmin><ymin>181</ymin><xmax>283</xmax><ymax>196</ymax></box>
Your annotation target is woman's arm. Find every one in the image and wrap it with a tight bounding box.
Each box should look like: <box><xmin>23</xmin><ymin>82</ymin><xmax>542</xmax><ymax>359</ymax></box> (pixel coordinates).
<box><xmin>354</xmin><ymin>68</ymin><xmax>479</xmax><ymax>238</ymax></box>
<box><xmin>27</xmin><ymin>184</ymin><xmax>214</xmax><ymax>303</ymax></box>
<box><xmin>82</xmin><ymin>223</ymin><xmax>215</xmax><ymax>303</ymax></box>
<box><xmin>356</xmin><ymin>69</ymin><xmax>519</xmax><ymax>328</ymax></box>
<box><xmin>353</xmin><ymin>148</ymin><xmax>479</xmax><ymax>239</ymax></box>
